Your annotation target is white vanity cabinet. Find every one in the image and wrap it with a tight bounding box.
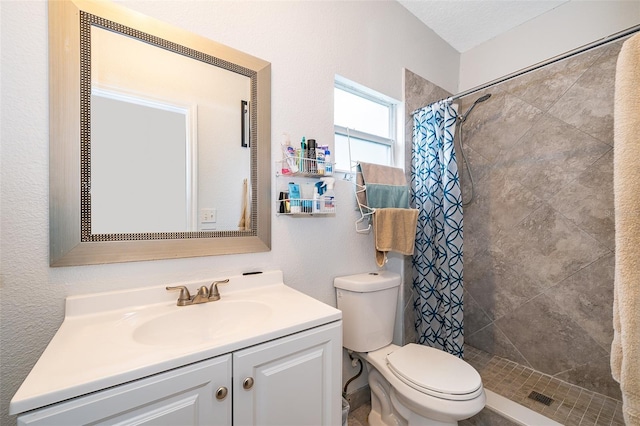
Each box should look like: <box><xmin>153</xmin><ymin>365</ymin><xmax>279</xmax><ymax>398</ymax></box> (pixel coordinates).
<box><xmin>10</xmin><ymin>272</ymin><xmax>343</xmax><ymax>426</ymax></box>
<box><xmin>16</xmin><ymin>322</ymin><xmax>341</xmax><ymax>426</ymax></box>
<box><xmin>233</xmin><ymin>321</ymin><xmax>341</xmax><ymax>425</ymax></box>
<box><xmin>16</xmin><ymin>354</ymin><xmax>233</xmax><ymax>426</ymax></box>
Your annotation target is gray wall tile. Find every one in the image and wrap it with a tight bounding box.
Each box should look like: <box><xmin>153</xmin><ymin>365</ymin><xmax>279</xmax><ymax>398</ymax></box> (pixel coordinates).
<box><xmin>547</xmin><ymin>48</ymin><xmax>618</xmax><ymax>145</ymax></box>
<box><xmin>496</xmin><ymin>294</ymin><xmax>609</xmax><ymax>375</ymax></box>
<box><xmin>546</xmin><ymin>253</ymin><xmax>615</xmax><ymax>350</ymax></box>
<box><xmin>499</xmin><ymin>48</ymin><xmax>602</xmax><ymax>112</ymax></box>
<box><xmin>465</xmin><ymin>323</ymin><xmax>531</xmax><ymax>367</ymax></box>
<box><xmin>499</xmin><ymin>114</ymin><xmax>611</xmax><ymax>201</ymax></box>
<box><xmin>548</xmin><ymin>149</ymin><xmax>615</xmax><ymax>250</ymax></box>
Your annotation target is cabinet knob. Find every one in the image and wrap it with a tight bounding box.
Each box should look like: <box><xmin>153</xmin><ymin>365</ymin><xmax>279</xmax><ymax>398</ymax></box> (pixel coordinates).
<box><xmin>242</xmin><ymin>377</ymin><xmax>254</xmax><ymax>390</ymax></box>
<box><xmin>215</xmin><ymin>386</ymin><xmax>228</xmax><ymax>400</ymax></box>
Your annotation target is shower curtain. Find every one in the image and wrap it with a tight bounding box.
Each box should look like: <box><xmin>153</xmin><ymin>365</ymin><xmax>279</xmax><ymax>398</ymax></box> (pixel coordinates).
<box><xmin>411</xmin><ymin>101</ymin><xmax>464</xmax><ymax>358</ymax></box>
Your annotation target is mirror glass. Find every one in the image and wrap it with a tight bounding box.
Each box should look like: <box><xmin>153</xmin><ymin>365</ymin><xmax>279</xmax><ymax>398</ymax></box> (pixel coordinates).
<box><xmin>90</xmin><ymin>26</ymin><xmax>251</xmax><ymax>234</ymax></box>
<box><xmin>49</xmin><ymin>0</ymin><xmax>271</xmax><ymax>266</ymax></box>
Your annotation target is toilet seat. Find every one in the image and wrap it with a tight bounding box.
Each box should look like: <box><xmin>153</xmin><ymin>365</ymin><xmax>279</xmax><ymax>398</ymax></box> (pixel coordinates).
<box><xmin>386</xmin><ymin>344</ymin><xmax>483</xmax><ymax>401</ymax></box>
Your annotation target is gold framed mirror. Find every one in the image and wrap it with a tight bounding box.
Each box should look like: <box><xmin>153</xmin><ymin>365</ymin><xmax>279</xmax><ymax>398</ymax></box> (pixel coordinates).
<box><xmin>49</xmin><ymin>0</ymin><xmax>271</xmax><ymax>266</ymax></box>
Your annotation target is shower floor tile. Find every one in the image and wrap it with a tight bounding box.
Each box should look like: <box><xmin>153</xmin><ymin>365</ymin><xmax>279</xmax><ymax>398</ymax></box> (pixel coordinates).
<box><xmin>465</xmin><ymin>345</ymin><xmax>625</xmax><ymax>426</ymax></box>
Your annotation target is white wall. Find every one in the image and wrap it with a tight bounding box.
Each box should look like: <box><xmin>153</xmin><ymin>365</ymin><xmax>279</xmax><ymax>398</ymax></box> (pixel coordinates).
<box><xmin>459</xmin><ymin>0</ymin><xmax>640</xmax><ymax>91</ymax></box>
<box><xmin>0</xmin><ymin>1</ymin><xmax>457</xmax><ymax>424</ymax></box>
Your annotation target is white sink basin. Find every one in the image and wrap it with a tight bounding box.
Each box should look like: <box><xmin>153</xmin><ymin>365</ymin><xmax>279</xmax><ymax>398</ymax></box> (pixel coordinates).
<box><xmin>133</xmin><ymin>300</ymin><xmax>272</xmax><ymax>346</ymax></box>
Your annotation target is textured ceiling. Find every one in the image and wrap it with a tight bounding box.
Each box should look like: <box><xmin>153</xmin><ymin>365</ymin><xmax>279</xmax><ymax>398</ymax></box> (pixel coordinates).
<box><xmin>398</xmin><ymin>0</ymin><xmax>569</xmax><ymax>52</ymax></box>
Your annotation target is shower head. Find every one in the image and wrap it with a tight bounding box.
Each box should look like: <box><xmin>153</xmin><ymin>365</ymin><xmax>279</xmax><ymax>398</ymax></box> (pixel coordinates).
<box><xmin>459</xmin><ymin>93</ymin><xmax>492</xmax><ymax>122</ymax></box>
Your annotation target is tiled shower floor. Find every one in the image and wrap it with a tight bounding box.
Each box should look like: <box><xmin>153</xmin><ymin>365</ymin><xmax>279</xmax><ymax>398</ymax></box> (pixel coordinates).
<box><xmin>464</xmin><ymin>345</ymin><xmax>625</xmax><ymax>425</ymax></box>
<box><xmin>347</xmin><ymin>346</ymin><xmax>626</xmax><ymax>426</ymax></box>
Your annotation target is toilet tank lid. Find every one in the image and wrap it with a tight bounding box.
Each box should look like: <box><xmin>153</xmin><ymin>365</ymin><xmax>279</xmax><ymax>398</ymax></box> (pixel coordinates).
<box><xmin>334</xmin><ymin>271</ymin><xmax>401</xmax><ymax>292</ymax></box>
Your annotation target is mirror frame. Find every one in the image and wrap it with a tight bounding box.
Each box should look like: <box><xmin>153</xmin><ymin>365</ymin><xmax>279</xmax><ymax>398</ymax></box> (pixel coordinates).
<box><xmin>49</xmin><ymin>0</ymin><xmax>271</xmax><ymax>266</ymax></box>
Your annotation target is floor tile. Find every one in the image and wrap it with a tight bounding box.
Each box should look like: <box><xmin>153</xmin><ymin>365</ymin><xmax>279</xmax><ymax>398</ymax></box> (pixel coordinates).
<box><xmin>465</xmin><ymin>344</ymin><xmax>622</xmax><ymax>425</ymax></box>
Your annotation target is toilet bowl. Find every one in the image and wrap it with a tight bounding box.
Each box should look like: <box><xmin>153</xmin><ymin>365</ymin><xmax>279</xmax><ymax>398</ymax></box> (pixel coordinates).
<box><xmin>334</xmin><ymin>272</ymin><xmax>485</xmax><ymax>426</ymax></box>
<box><xmin>361</xmin><ymin>344</ymin><xmax>485</xmax><ymax>426</ymax></box>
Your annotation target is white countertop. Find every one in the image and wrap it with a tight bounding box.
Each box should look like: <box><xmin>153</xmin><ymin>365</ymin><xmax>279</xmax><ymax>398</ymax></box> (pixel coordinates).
<box><xmin>10</xmin><ymin>271</ymin><xmax>342</xmax><ymax>415</ymax></box>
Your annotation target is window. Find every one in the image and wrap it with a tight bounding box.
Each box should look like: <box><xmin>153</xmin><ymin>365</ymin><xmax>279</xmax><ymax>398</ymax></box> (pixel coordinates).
<box><xmin>334</xmin><ymin>77</ymin><xmax>399</xmax><ymax>172</ymax></box>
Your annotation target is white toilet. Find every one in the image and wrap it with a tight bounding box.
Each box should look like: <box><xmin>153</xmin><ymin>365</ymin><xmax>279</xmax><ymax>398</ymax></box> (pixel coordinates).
<box><xmin>334</xmin><ymin>271</ymin><xmax>485</xmax><ymax>426</ymax></box>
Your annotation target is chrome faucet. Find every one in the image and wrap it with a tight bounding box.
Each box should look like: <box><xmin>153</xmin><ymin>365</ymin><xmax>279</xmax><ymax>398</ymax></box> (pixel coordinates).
<box><xmin>166</xmin><ymin>279</ymin><xmax>230</xmax><ymax>306</ymax></box>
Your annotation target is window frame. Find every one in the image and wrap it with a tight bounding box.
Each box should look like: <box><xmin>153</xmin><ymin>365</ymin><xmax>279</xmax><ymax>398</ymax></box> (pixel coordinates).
<box><xmin>333</xmin><ymin>78</ymin><xmax>398</xmax><ymax>172</ymax></box>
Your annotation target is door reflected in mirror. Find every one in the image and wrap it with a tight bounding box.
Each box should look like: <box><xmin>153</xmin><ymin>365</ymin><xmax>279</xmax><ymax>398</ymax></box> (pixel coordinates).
<box><xmin>91</xmin><ymin>91</ymin><xmax>192</xmax><ymax>233</ymax></box>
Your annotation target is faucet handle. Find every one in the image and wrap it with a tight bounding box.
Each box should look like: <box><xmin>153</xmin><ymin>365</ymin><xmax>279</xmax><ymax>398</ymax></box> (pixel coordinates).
<box><xmin>209</xmin><ymin>279</ymin><xmax>230</xmax><ymax>301</ymax></box>
<box><xmin>166</xmin><ymin>285</ymin><xmax>192</xmax><ymax>306</ymax></box>
<box><xmin>196</xmin><ymin>285</ymin><xmax>210</xmax><ymax>298</ymax></box>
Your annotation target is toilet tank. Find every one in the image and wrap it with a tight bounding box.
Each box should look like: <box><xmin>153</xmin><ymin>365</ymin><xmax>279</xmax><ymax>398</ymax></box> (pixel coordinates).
<box><xmin>334</xmin><ymin>271</ymin><xmax>401</xmax><ymax>352</ymax></box>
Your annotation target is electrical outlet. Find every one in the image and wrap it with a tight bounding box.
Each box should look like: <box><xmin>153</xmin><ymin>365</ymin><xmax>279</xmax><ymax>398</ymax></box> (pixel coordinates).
<box><xmin>200</xmin><ymin>208</ymin><xmax>217</xmax><ymax>223</ymax></box>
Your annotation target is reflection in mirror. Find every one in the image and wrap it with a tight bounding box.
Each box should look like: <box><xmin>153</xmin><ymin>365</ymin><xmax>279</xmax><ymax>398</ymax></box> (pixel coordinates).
<box><xmin>91</xmin><ymin>90</ymin><xmax>193</xmax><ymax>233</ymax></box>
<box><xmin>89</xmin><ymin>23</ymin><xmax>252</xmax><ymax>235</ymax></box>
<box><xmin>49</xmin><ymin>0</ymin><xmax>271</xmax><ymax>266</ymax></box>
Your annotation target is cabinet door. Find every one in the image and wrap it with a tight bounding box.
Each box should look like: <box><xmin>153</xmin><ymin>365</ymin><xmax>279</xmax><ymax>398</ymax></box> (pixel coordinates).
<box><xmin>18</xmin><ymin>355</ymin><xmax>232</xmax><ymax>426</ymax></box>
<box><xmin>233</xmin><ymin>321</ymin><xmax>342</xmax><ymax>426</ymax></box>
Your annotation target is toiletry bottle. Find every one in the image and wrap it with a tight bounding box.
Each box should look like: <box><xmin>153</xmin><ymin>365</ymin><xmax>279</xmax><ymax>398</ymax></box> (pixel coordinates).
<box><xmin>324</xmin><ymin>148</ymin><xmax>333</xmax><ymax>175</ymax></box>
<box><xmin>312</xmin><ymin>184</ymin><xmax>321</xmax><ymax>213</ymax></box>
<box><xmin>300</xmin><ymin>137</ymin><xmax>307</xmax><ymax>173</ymax></box>
<box><xmin>320</xmin><ymin>177</ymin><xmax>335</xmax><ymax>212</ymax></box>
<box><xmin>301</xmin><ymin>182</ymin><xmax>314</xmax><ymax>213</ymax></box>
<box><xmin>316</xmin><ymin>144</ymin><xmax>325</xmax><ymax>176</ymax></box>
<box><xmin>281</xmin><ymin>133</ymin><xmax>299</xmax><ymax>174</ymax></box>
<box><xmin>288</xmin><ymin>182</ymin><xmax>301</xmax><ymax>213</ymax></box>
<box><xmin>307</xmin><ymin>139</ymin><xmax>317</xmax><ymax>174</ymax></box>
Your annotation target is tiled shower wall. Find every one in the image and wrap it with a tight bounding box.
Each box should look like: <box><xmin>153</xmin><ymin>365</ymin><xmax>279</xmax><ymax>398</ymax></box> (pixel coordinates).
<box><xmin>459</xmin><ymin>39</ymin><xmax>623</xmax><ymax>400</ymax></box>
<box><xmin>402</xmin><ymin>38</ymin><xmax>624</xmax><ymax>401</ymax></box>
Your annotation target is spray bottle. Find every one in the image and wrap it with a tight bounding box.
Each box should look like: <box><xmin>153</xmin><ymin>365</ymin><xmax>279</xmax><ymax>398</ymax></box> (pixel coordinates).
<box><xmin>320</xmin><ymin>177</ymin><xmax>335</xmax><ymax>213</ymax></box>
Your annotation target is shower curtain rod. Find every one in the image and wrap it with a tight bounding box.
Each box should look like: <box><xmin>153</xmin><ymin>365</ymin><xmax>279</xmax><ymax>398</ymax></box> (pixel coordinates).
<box><xmin>412</xmin><ymin>24</ymin><xmax>640</xmax><ymax>115</ymax></box>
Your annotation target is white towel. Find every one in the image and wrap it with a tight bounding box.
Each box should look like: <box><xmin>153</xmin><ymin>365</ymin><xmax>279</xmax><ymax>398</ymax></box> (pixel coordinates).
<box><xmin>611</xmin><ymin>32</ymin><xmax>640</xmax><ymax>426</ymax></box>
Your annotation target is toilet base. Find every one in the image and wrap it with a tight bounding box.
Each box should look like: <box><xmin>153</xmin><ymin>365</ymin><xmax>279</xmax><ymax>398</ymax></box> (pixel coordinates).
<box><xmin>368</xmin><ymin>405</ymin><xmax>458</xmax><ymax>426</ymax></box>
<box><xmin>357</xmin><ymin>346</ymin><xmax>485</xmax><ymax>426</ymax></box>
<box><xmin>366</xmin><ymin>364</ymin><xmax>459</xmax><ymax>426</ymax></box>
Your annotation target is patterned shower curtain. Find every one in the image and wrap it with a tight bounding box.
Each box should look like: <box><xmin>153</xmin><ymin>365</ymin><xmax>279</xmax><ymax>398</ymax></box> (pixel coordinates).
<box><xmin>411</xmin><ymin>100</ymin><xmax>464</xmax><ymax>358</ymax></box>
